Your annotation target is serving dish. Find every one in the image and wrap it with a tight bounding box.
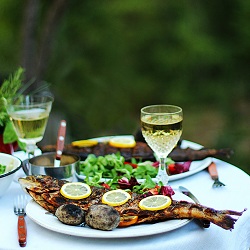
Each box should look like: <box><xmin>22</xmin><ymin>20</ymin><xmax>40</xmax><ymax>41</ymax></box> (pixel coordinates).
<box><xmin>26</xmin><ymin>191</ymin><xmax>192</xmax><ymax>238</ymax></box>
<box><xmin>0</xmin><ymin>152</ymin><xmax>22</xmax><ymax>197</ymax></box>
<box><xmin>75</xmin><ymin>136</ymin><xmax>212</xmax><ymax>182</ymax></box>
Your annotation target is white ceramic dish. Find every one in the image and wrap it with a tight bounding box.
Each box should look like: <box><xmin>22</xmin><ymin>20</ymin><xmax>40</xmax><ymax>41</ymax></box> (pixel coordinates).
<box><xmin>0</xmin><ymin>153</ymin><xmax>22</xmax><ymax>197</ymax></box>
<box><xmin>26</xmin><ymin>191</ymin><xmax>192</xmax><ymax>238</ymax></box>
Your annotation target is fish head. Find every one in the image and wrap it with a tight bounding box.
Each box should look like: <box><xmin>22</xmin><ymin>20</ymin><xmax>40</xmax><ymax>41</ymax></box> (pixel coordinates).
<box><xmin>18</xmin><ymin>175</ymin><xmax>44</xmax><ymax>194</ymax></box>
<box><xmin>18</xmin><ymin>175</ymin><xmax>68</xmax><ymax>194</ymax></box>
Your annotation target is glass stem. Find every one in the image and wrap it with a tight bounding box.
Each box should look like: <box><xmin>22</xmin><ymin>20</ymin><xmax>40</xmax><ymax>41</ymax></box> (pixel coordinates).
<box><xmin>26</xmin><ymin>144</ymin><xmax>37</xmax><ymax>159</ymax></box>
<box><xmin>156</xmin><ymin>157</ymin><xmax>169</xmax><ymax>185</ymax></box>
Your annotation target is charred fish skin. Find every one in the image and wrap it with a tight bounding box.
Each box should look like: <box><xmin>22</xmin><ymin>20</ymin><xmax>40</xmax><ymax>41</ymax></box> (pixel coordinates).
<box><xmin>19</xmin><ymin>176</ymin><xmax>245</xmax><ymax>231</ymax></box>
<box><xmin>40</xmin><ymin>142</ymin><xmax>233</xmax><ymax>162</ymax></box>
<box><xmin>169</xmin><ymin>147</ymin><xmax>234</xmax><ymax>162</ymax></box>
<box><xmin>18</xmin><ymin>175</ymin><xmax>68</xmax><ymax>193</ymax></box>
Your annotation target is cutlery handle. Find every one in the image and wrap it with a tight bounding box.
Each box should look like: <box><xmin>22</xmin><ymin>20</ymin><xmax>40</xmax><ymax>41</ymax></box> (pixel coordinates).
<box><xmin>18</xmin><ymin>215</ymin><xmax>27</xmax><ymax>247</ymax></box>
<box><xmin>208</xmin><ymin>162</ymin><xmax>218</xmax><ymax>180</ymax></box>
<box><xmin>56</xmin><ymin>120</ymin><xmax>67</xmax><ymax>160</ymax></box>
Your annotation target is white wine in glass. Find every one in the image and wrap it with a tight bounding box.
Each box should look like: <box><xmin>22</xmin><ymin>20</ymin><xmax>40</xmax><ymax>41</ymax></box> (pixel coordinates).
<box><xmin>141</xmin><ymin>105</ymin><xmax>183</xmax><ymax>185</ymax></box>
<box><xmin>7</xmin><ymin>95</ymin><xmax>53</xmax><ymax>157</ymax></box>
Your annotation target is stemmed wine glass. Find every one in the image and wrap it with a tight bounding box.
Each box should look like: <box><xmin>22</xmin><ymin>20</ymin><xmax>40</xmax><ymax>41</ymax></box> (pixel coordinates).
<box><xmin>141</xmin><ymin>105</ymin><xmax>183</xmax><ymax>185</ymax></box>
<box><xmin>6</xmin><ymin>95</ymin><xmax>53</xmax><ymax>158</ymax></box>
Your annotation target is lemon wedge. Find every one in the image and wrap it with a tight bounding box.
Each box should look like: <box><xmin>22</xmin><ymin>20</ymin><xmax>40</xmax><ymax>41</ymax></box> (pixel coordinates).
<box><xmin>71</xmin><ymin>140</ymin><xmax>98</xmax><ymax>147</ymax></box>
<box><xmin>109</xmin><ymin>137</ymin><xmax>136</xmax><ymax>148</ymax></box>
<box><xmin>139</xmin><ymin>195</ymin><xmax>172</xmax><ymax>211</ymax></box>
<box><xmin>102</xmin><ymin>189</ymin><xmax>131</xmax><ymax>206</ymax></box>
<box><xmin>60</xmin><ymin>182</ymin><xmax>91</xmax><ymax>200</ymax></box>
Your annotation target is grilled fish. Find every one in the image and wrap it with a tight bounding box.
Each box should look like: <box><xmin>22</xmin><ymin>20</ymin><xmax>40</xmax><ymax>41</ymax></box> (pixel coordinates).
<box><xmin>19</xmin><ymin>175</ymin><xmax>245</xmax><ymax>230</ymax></box>
<box><xmin>40</xmin><ymin>141</ymin><xmax>233</xmax><ymax>162</ymax></box>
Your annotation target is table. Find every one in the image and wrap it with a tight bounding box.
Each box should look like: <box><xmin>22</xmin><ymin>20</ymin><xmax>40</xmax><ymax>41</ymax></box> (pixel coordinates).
<box><xmin>1</xmin><ymin>157</ymin><xmax>250</xmax><ymax>250</ymax></box>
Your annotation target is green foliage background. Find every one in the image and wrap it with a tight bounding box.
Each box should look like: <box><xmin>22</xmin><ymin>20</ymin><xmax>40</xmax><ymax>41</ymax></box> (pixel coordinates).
<box><xmin>0</xmin><ymin>0</ymin><xmax>249</xmax><ymax>174</ymax></box>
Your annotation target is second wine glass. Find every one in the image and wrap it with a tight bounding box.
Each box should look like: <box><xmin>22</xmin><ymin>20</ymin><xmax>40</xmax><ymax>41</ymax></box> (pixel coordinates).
<box><xmin>141</xmin><ymin>105</ymin><xmax>183</xmax><ymax>185</ymax></box>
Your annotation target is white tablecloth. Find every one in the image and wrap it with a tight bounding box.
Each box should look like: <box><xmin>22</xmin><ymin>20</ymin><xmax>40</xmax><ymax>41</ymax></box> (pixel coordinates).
<box><xmin>1</xmin><ymin>157</ymin><xmax>250</xmax><ymax>250</ymax></box>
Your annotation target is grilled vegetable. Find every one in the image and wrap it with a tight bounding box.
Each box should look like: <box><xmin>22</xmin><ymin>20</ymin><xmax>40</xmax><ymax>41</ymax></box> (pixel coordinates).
<box><xmin>55</xmin><ymin>204</ymin><xmax>85</xmax><ymax>225</ymax></box>
<box><xmin>85</xmin><ymin>204</ymin><xmax>120</xmax><ymax>231</ymax></box>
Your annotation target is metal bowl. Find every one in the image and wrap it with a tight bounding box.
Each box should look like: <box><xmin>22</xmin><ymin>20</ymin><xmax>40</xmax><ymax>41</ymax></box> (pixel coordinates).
<box><xmin>23</xmin><ymin>152</ymin><xmax>80</xmax><ymax>181</ymax></box>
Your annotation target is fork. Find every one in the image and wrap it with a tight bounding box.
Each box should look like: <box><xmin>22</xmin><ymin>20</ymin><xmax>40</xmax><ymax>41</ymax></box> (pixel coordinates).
<box><xmin>14</xmin><ymin>195</ymin><xmax>28</xmax><ymax>247</ymax></box>
<box><xmin>208</xmin><ymin>161</ymin><xmax>226</xmax><ymax>188</ymax></box>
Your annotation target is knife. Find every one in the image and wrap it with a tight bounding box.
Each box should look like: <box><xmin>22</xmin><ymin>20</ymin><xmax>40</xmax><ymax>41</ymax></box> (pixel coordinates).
<box><xmin>179</xmin><ymin>186</ymin><xmax>210</xmax><ymax>228</ymax></box>
<box><xmin>54</xmin><ymin>120</ymin><xmax>67</xmax><ymax>167</ymax></box>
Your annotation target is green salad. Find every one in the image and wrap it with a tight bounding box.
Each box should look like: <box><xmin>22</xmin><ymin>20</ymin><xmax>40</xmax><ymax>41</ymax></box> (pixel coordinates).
<box><xmin>79</xmin><ymin>153</ymin><xmax>176</xmax><ymax>193</ymax></box>
<box><xmin>79</xmin><ymin>153</ymin><xmax>174</xmax><ymax>185</ymax></box>
<box><xmin>79</xmin><ymin>153</ymin><xmax>157</xmax><ymax>179</ymax></box>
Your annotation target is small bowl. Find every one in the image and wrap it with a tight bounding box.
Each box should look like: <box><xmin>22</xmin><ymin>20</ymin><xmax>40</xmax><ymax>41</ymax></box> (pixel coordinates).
<box><xmin>0</xmin><ymin>153</ymin><xmax>22</xmax><ymax>197</ymax></box>
<box><xmin>22</xmin><ymin>152</ymin><xmax>80</xmax><ymax>181</ymax></box>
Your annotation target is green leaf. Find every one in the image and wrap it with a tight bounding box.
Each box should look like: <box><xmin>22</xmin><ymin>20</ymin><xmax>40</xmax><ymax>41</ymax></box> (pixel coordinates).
<box><xmin>17</xmin><ymin>140</ymin><xmax>26</xmax><ymax>151</ymax></box>
<box><xmin>0</xmin><ymin>164</ymin><xmax>6</xmax><ymax>175</ymax></box>
<box><xmin>133</xmin><ymin>175</ymin><xmax>156</xmax><ymax>193</ymax></box>
<box><xmin>3</xmin><ymin>120</ymin><xmax>17</xmax><ymax>143</ymax></box>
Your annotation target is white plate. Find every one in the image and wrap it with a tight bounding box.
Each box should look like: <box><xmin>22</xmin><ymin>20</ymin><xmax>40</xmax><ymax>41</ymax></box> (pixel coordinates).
<box><xmin>76</xmin><ymin>136</ymin><xmax>212</xmax><ymax>182</ymax></box>
<box><xmin>167</xmin><ymin>157</ymin><xmax>212</xmax><ymax>181</ymax></box>
<box><xmin>26</xmin><ymin>191</ymin><xmax>192</xmax><ymax>238</ymax></box>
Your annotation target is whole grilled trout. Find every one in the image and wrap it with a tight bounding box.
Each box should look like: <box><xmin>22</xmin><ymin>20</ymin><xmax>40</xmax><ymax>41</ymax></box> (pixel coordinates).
<box><xmin>40</xmin><ymin>141</ymin><xmax>233</xmax><ymax>162</ymax></box>
<box><xmin>19</xmin><ymin>175</ymin><xmax>245</xmax><ymax>230</ymax></box>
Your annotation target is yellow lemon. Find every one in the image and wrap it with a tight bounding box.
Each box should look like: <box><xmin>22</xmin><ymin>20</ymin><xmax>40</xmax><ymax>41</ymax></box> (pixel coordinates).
<box><xmin>102</xmin><ymin>189</ymin><xmax>131</xmax><ymax>206</ymax></box>
<box><xmin>109</xmin><ymin>137</ymin><xmax>136</xmax><ymax>148</ymax></box>
<box><xmin>60</xmin><ymin>182</ymin><xmax>91</xmax><ymax>200</ymax></box>
<box><xmin>71</xmin><ymin>140</ymin><xmax>98</xmax><ymax>147</ymax></box>
<box><xmin>139</xmin><ymin>195</ymin><xmax>172</xmax><ymax>211</ymax></box>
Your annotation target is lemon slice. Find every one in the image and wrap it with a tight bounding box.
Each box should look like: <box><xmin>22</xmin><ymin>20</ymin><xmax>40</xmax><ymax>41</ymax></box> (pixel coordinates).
<box><xmin>60</xmin><ymin>182</ymin><xmax>91</xmax><ymax>200</ymax></box>
<box><xmin>139</xmin><ymin>195</ymin><xmax>172</xmax><ymax>211</ymax></box>
<box><xmin>71</xmin><ymin>140</ymin><xmax>98</xmax><ymax>147</ymax></box>
<box><xmin>102</xmin><ymin>189</ymin><xmax>131</xmax><ymax>206</ymax></box>
<box><xmin>109</xmin><ymin>137</ymin><xmax>136</xmax><ymax>148</ymax></box>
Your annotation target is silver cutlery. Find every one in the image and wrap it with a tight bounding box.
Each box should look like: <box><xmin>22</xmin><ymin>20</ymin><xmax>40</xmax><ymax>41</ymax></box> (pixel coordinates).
<box><xmin>179</xmin><ymin>186</ymin><xmax>210</xmax><ymax>228</ymax></box>
<box><xmin>13</xmin><ymin>195</ymin><xmax>28</xmax><ymax>247</ymax></box>
<box><xmin>208</xmin><ymin>162</ymin><xmax>226</xmax><ymax>188</ymax></box>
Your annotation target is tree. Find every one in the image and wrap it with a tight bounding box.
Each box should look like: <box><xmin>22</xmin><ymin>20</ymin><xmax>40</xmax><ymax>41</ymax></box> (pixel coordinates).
<box><xmin>21</xmin><ymin>0</ymin><xmax>67</xmax><ymax>91</ymax></box>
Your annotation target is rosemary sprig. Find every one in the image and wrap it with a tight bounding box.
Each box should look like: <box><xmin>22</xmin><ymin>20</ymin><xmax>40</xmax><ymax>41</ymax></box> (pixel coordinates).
<box><xmin>0</xmin><ymin>67</ymin><xmax>24</xmax><ymax>100</ymax></box>
<box><xmin>0</xmin><ymin>67</ymin><xmax>51</xmax><ymax>149</ymax></box>
<box><xmin>0</xmin><ymin>67</ymin><xmax>24</xmax><ymax>127</ymax></box>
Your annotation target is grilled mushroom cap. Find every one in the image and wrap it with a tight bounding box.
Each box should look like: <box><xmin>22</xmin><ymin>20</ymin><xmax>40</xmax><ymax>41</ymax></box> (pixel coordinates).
<box><xmin>85</xmin><ymin>204</ymin><xmax>120</xmax><ymax>231</ymax></box>
<box><xmin>55</xmin><ymin>204</ymin><xmax>85</xmax><ymax>225</ymax></box>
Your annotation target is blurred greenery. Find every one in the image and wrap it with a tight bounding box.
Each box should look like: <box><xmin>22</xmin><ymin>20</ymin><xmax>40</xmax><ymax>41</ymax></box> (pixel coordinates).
<box><xmin>0</xmin><ymin>0</ymin><xmax>249</xmax><ymax>174</ymax></box>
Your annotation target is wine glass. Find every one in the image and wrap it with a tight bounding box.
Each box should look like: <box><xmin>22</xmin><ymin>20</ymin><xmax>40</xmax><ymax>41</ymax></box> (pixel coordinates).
<box><xmin>141</xmin><ymin>105</ymin><xmax>183</xmax><ymax>185</ymax></box>
<box><xmin>6</xmin><ymin>94</ymin><xmax>53</xmax><ymax>158</ymax></box>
